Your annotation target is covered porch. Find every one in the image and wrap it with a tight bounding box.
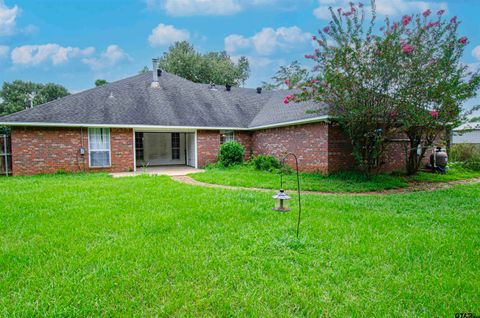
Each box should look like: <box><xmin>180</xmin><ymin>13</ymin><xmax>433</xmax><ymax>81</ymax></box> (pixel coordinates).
<box><xmin>110</xmin><ymin>165</ymin><xmax>204</xmax><ymax>178</ymax></box>
<box><xmin>134</xmin><ymin>129</ymin><xmax>197</xmax><ymax>171</ymax></box>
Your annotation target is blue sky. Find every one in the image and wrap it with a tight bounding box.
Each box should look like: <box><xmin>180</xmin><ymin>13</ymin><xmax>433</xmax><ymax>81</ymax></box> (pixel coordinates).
<box><xmin>0</xmin><ymin>0</ymin><xmax>479</xmax><ymax>112</ymax></box>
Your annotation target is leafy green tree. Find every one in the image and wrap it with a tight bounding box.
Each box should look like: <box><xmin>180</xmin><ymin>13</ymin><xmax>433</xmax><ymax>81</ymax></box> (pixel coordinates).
<box><xmin>0</xmin><ymin>81</ymin><xmax>69</xmax><ymax>115</ymax></box>
<box><xmin>158</xmin><ymin>41</ymin><xmax>250</xmax><ymax>86</ymax></box>
<box><xmin>261</xmin><ymin>61</ymin><xmax>309</xmax><ymax>90</ymax></box>
<box><xmin>469</xmin><ymin>116</ymin><xmax>480</xmax><ymax>123</ymax></box>
<box><xmin>291</xmin><ymin>0</ymin><xmax>480</xmax><ymax>175</ymax></box>
<box><xmin>95</xmin><ymin>79</ymin><xmax>108</xmax><ymax>87</ymax></box>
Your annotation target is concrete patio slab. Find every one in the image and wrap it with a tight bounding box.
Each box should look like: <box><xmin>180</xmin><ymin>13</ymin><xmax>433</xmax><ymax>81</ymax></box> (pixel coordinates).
<box><xmin>110</xmin><ymin>165</ymin><xmax>204</xmax><ymax>178</ymax></box>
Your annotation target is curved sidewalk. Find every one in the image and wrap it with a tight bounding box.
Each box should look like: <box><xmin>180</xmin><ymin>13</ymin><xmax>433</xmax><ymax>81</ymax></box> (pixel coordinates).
<box><xmin>171</xmin><ymin>175</ymin><xmax>480</xmax><ymax>196</ymax></box>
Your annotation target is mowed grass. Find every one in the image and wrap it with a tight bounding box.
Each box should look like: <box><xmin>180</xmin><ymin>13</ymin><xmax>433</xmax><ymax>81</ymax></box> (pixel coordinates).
<box><xmin>190</xmin><ymin>164</ymin><xmax>480</xmax><ymax>193</ymax></box>
<box><xmin>0</xmin><ymin>173</ymin><xmax>479</xmax><ymax>316</ymax></box>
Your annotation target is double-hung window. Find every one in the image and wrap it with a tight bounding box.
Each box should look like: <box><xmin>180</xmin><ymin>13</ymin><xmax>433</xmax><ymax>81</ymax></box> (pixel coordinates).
<box><xmin>220</xmin><ymin>130</ymin><xmax>235</xmax><ymax>144</ymax></box>
<box><xmin>89</xmin><ymin>128</ymin><xmax>111</xmax><ymax>167</ymax></box>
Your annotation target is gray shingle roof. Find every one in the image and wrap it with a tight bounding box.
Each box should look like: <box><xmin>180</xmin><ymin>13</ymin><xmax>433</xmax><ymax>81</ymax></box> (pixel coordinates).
<box><xmin>0</xmin><ymin>71</ymin><xmax>328</xmax><ymax>129</ymax></box>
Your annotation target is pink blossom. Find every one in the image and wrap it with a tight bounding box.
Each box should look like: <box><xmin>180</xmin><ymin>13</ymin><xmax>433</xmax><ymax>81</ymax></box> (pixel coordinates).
<box><xmin>402</xmin><ymin>15</ymin><xmax>412</xmax><ymax>26</ymax></box>
<box><xmin>430</xmin><ymin>109</ymin><xmax>438</xmax><ymax>118</ymax></box>
<box><xmin>428</xmin><ymin>21</ymin><xmax>439</xmax><ymax>28</ymax></box>
<box><xmin>459</xmin><ymin>37</ymin><xmax>468</xmax><ymax>45</ymax></box>
<box><xmin>392</xmin><ymin>22</ymin><xmax>398</xmax><ymax>30</ymax></box>
<box><xmin>304</xmin><ymin>54</ymin><xmax>315</xmax><ymax>59</ymax></box>
<box><xmin>284</xmin><ymin>79</ymin><xmax>290</xmax><ymax>86</ymax></box>
<box><xmin>323</xmin><ymin>26</ymin><xmax>330</xmax><ymax>33</ymax></box>
<box><xmin>450</xmin><ymin>16</ymin><xmax>457</xmax><ymax>24</ymax></box>
<box><xmin>311</xmin><ymin>79</ymin><xmax>317</xmax><ymax>84</ymax></box>
<box><xmin>283</xmin><ymin>94</ymin><xmax>295</xmax><ymax>104</ymax></box>
<box><xmin>422</xmin><ymin>9</ymin><xmax>431</xmax><ymax>17</ymax></box>
<box><xmin>343</xmin><ymin>11</ymin><xmax>352</xmax><ymax>17</ymax></box>
<box><xmin>401</xmin><ymin>44</ymin><xmax>414</xmax><ymax>54</ymax></box>
<box><xmin>437</xmin><ymin>9</ymin><xmax>445</xmax><ymax>16</ymax></box>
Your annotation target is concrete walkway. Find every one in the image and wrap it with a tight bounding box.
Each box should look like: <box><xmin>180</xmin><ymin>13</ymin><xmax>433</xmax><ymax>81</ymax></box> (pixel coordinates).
<box><xmin>110</xmin><ymin>165</ymin><xmax>204</xmax><ymax>178</ymax></box>
<box><xmin>171</xmin><ymin>175</ymin><xmax>480</xmax><ymax>196</ymax></box>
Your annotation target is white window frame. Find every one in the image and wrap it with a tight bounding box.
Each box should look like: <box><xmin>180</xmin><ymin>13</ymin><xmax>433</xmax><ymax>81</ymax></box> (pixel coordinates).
<box><xmin>88</xmin><ymin>128</ymin><xmax>111</xmax><ymax>168</ymax></box>
<box><xmin>220</xmin><ymin>130</ymin><xmax>235</xmax><ymax>144</ymax></box>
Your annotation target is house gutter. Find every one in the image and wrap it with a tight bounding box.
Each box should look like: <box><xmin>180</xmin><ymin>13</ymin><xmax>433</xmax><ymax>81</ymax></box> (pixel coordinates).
<box><xmin>0</xmin><ymin>116</ymin><xmax>330</xmax><ymax>131</ymax></box>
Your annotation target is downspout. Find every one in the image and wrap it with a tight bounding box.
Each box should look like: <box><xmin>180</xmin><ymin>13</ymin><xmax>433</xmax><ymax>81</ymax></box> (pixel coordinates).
<box><xmin>81</xmin><ymin>128</ymin><xmax>86</xmax><ymax>172</ymax></box>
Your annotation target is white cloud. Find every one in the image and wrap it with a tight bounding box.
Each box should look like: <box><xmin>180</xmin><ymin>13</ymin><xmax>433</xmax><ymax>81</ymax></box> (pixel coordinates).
<box><xmin>11</xmin><ymin>44</ymin><xmax>95</xmax><ymax>66</ymax></box>
<box><xmin>314</xmin><ymin>0</ymin><xmax>448</xmax><ymax>20</ymax></box>
<box><xmin>148</xmin><ymin>23</ymin><xmax>190</xmax><ymax>47</ymax></box>
<box><xmin>473</xmin><ymin>45</ymin><xmax>480</xmax><ymax>61</ymax></box>
<box><xmin>225</xmin><ymin>34</ymin><xmax>251</xmax><ymax>54</ymax></box>
<box><xmin>225</xmin><ymin>26</ymin><xmax>311</xmax><ymax>56</ymax></box>
<box><xmin>376</xmin><ymin>0</ymin><xmax>447</xmax><ymax>16</ymax></box>
<box><xmin>0</xmin><ymin>0</ymin><xmax>18</xmax><ymax>36</ymax></box>
<box><xmin>0</xmin><ymin>45</ymin><xmax>9</xmax><ymax>58</ymax></box>
<box><xmin>163</xmin><ymin>0</ymin><xmax>241</xmax><ymax>16</ymax></box>
<box><xmin>146</xmin><ymin>0</ymin><xmax>306</xmax><ymax>16</ymax></box>
<box><xmin>82</xmin><ymin>45</ymin><xmax>129</xmax><ymax>71</ymax></box>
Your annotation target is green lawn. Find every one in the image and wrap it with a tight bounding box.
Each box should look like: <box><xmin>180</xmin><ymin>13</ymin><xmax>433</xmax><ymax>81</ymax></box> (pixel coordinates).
<box><xmin>0</xmin><ymin>173</ymin><xmax>479</xmax><ymax>316</ymax></box>
<box><xmin>190</xmin><ymin>164</ymin><xmax>480</xmax><ymax>193</ymax></box>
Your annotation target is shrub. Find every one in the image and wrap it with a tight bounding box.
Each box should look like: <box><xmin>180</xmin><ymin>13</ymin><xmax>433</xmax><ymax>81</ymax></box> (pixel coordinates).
<box><xmin>450</xmin><ymin>144</ymin><xmax>480</xmax><ymax>171</ymax></box>
<box><xmin>218</xmin><ymin>141</ymin><xmax>244</xmax><ymax>167</ymax></box>
<box><xmin>252</xmin><ymin>155</ymin><xmax>281</xmax><ymax>172</ymax></box>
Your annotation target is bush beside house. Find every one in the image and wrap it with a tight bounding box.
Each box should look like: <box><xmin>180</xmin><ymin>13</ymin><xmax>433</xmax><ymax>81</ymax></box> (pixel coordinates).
<box><xmin>219</xmin><ymin>141</ymin><xmax>245</xmax><ymax>167</ymax></box>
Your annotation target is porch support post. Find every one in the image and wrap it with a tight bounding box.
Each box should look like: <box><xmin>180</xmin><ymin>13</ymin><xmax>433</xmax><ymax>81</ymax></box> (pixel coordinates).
<box><xmin>132</xmin><ymin>129</ymin><xmax>136</xmax><ymax>172</ymax></box>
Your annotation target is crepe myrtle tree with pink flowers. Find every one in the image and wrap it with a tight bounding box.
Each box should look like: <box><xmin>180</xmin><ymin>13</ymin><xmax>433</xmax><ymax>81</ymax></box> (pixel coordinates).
<box><xmin>287</xmin><ymin>0</ymin><xmax>480</xmax><ymax>176</ymax></box>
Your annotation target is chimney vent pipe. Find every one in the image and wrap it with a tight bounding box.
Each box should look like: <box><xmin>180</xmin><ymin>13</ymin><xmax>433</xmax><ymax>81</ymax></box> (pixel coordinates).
<box><xmin>151</xmin><ymin>58</ymin><xmax>160</xmax><ymax>88</ymax></box>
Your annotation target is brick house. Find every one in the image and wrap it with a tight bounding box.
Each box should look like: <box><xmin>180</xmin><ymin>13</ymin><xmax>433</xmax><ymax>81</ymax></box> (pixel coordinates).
<box><xmin>0</xmin><ymin>67</ymin><xmax>408</xmax><ymax>176</ymax></box>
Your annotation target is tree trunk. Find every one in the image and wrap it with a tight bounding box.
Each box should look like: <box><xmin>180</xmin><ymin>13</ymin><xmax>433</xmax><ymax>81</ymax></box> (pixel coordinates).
<box><xmin>406</xmin><ymin>133</ymin><xmax>427</xmax><ymax>175</ymax></box>
<box><xmin>445</xmin><ymin>127</ymin><xmax>452</xmax><ymax>154</ymax></box>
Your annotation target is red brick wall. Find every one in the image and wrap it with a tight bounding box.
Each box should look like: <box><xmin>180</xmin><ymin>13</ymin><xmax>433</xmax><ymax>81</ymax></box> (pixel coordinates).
<box><xmin>327</xmin><ymin>126</ymin><xmax>410</xmax><ymax>173</ymax></box>
<box><xmin>252</xmin><ymin>123</ymin><xmax>329</xmax><ymax>173</ymax></box>
<box><xmin>11</xmin><ymin>127</ymin><xmax>134</xmax><ymax>176</ymax></box>
<box><xmin>377</xmin><ymin>138</ymin><xmax>410</xmax><ymax>173</ymax></box>
<box><xmin>197</xmin><ymin>130</ymin><xmax>221</xmax><ymax>167</ymax></box>
<box><xmin>235</xmin><ymin>131</ymin><xmax>253</xmax><ymax>160</ymax></box>
<box><xmin>196</xmin><ymin>130</ymin><xmax>253</xmax><ymax>167</ymax></box>
<box><xmin>326</xmin><ymin>127</ymin><xmax>436</xmax><ymax>174</ymax></box>
<box><xmin>327</xmin><ymin>124</ymin><xmax>355</xmax><ymax>173</ymax></box>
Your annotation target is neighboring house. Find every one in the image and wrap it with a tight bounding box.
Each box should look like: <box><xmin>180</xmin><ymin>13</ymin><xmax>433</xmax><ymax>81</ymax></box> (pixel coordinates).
<box><xmin>452</xmin><ymin>122</ymin><xmax>480</xmax><ymax>145</ymax></box>
<box><xmin>0</xmin><ymin>63</ymin><xmax>408</xmax><ymax>176</ymax></box>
